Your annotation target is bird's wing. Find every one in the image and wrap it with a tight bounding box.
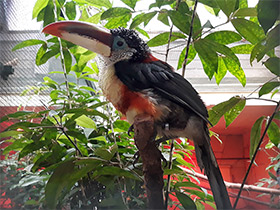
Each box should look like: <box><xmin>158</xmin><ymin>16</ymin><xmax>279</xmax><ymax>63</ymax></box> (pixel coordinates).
<box><xmin>115</xmin><ymin>60</ymin><xmax>210</xmax><ymax>124</ymax></box>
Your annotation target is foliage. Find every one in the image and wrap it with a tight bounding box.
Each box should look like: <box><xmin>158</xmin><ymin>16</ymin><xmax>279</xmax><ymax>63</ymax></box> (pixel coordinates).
<box><xmin>1</xmin><ymin>0</ymin><xmax>280</xmax><ymax>209</ymax></box>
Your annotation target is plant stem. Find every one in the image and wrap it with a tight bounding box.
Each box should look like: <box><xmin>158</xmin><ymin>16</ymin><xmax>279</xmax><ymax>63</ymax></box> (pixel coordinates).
<box><xmin>165</xmin><ymin>139</ymin><xmax>174</xmax><ymax>209</ymax></box>
<box><xmin>245</xmin><ymin>97</ymin><xmax>279</xmax><ymax>104</ymax></box>
<box><xmin>182</xmin><ymin>0</ymin><xmax>198</xmax><ymax>77</ymax></box>
<box><xmin>165</xmin><ymin>24</ymin><xmax>174</xmax><ymax>62</ymax></box>
<box><xmin>246</xmin><ymin>76</ymin><xmax>278</xmax><ymax>97</ymax></box>
<box><xmin>233</xmin><ymin>100</ymin><xmax>280</xmax><ymax>209</ymax></box>
<box><xmin>52</xmin><ymin>0</ymin><xmax>72</xmax><ymax>108</ymax></box>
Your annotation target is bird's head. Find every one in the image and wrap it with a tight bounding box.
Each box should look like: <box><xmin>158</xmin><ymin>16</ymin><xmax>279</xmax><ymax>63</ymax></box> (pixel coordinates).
<box><xmin>43</xmin><ymin>21</ymin><xmax>150</xmax><ymax>63</ymax></box>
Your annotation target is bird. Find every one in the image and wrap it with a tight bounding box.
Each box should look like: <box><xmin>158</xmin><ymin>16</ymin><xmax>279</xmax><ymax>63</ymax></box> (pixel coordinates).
<box><xmin>43</xmin><ymin>21</ymin><xmax>232</xmax><ymax>209</ymax></box>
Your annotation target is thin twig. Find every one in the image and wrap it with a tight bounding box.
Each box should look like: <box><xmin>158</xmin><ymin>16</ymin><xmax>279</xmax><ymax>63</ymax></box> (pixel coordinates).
<box><xmin>247</xmin><ymin>76</ymin><xmax>278</xmax><ymax>97</ymax></box>
<box><xmin>182</xmin><ymin>0</ymin><xmax>198</xmax><ymax>77</ymax></box>
<box><xmin>105</xmin><ymin>103</ymin><xmax>128</xmax><ymax>208</ymax></box>
<box><xmin>201</xmin><ymin>21</ymin><xmax>229</xmax><ymax>37</ymax></box>
<box><xmin>165</xmin><ymin>139</ymin><xmax>174</xmax><ymax>209</ymax></box>
<box><xmin>233</xmin><ymin>100</ymin><xmax>280</xmax><ymax>209</ymax></box>
<box><xmin>180</xmin><ymin>167</ymin><xmax>280</xmax><ymax>195</ymax></box>
<box><xmin>245</xmin><ymin>97</ymin><xmax>279</xmax><ymax>104</ymax></box>
<box><xmin>39</xmin><ymin>100</ymin><xmax>83</xmax><ymax>156</ymax></box>
<box><xmin>164</xmin><ymin>1</ymin><xmax>181</xmax><ymax>208</ymax></box>
<box><xmin>165</xmin><ymin>25</ymin><xmax>174</xmax><ymax>62</ymax></box>
<box><xmin>52</xmin><ymin>0</ymin><xmax>72</xmax><ymax>108</ymax></box>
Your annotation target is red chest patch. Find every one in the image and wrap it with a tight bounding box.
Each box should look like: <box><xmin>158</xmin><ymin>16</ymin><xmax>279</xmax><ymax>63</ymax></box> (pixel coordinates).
<box><xmin>115</xmin><ymin>85</ymin><xmax>158</xmax><ymax>118</ymax></box>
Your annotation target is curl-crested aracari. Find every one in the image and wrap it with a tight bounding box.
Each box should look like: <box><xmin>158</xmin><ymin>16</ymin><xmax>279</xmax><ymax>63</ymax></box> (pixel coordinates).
<box><xmin>43</xmin><ymin>21</ymin><xmax>232</xmax><ymax>209</ymax></box>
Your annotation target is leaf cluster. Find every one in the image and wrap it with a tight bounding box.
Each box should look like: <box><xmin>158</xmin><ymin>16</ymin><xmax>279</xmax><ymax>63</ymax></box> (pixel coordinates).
<box><xmin>1</xmin><ymin>0</ymin><xmax>280</xmax><ymax>209</ymax></box>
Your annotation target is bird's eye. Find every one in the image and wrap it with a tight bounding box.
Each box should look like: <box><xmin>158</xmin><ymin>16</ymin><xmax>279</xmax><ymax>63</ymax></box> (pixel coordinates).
<box><xmin>117</xmin><ymin>41</ymin><xmax>124</xmax><ymax>47</ymax></box>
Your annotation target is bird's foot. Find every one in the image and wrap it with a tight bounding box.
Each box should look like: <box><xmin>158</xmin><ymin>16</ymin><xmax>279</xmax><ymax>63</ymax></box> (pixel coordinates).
<box><xmin>127</xmin><ymin>124</ymin><xmax>134</xmax><ymax>136</ymax></box>
<box><xmin>160</xmin><ymin>153</ymin><xmax>168</xmax><ymax>168</ymax></box>
<box><xmin>132</xmin><ymin>151</ymin><xmax>140</xmax><ymax>169</ymax></box>
<box><xmin>155</xmin><ymin>137</ymin><xmax>173</xmax><ymax>146</ymax></box>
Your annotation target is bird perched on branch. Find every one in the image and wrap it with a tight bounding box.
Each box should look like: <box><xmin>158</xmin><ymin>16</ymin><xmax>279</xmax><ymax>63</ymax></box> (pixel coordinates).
<box><xmin>43</xmin><ymin>21</ymin><xmax>232</xmax><ymax>209</ymax></box>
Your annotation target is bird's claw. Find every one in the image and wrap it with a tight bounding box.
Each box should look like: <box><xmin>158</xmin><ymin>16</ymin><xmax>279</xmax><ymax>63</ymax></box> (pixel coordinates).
<box><xmin>132</xmin><ymin>151</ymin><xmax>140</xmax><ymax>169</ymax></box>
<box><xmin>127</xmin><ymin>124</ymin><xmax>134</xmax><ymax>136</ymax></box>
<box><xmin>161</xmin><ymin>153</ymin><xmax>168</xmax><ymax>168</ymax></box>
<box><xmin>155</xmin><ymin>137</ymin><xmax>169</xmax><ymax>147</ymax></box>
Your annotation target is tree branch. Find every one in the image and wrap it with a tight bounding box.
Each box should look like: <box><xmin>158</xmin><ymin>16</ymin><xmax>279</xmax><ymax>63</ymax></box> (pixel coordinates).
<box><xmin>233</xmin><ymin>100</ymin><xmax>280</xmax><ymax>208</ymax></box>
<box><xmin>133</xmin><ymin>114</ymin><xmax>164</xmax><ymax>209</ymax></box>
<box><xmin>180</xmin><ymin>167</ymin><xmax>280</xmax><ymax>195</ymax></box>
<box><xmin>181</xmin><ymin>0</ymin><xmax>198</xmax><ymax>77</ymax></box>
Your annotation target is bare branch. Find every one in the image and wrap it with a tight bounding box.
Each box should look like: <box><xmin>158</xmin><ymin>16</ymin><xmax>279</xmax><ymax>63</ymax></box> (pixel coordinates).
<box><xmin>181</xmin><ymin>167</ymin><xmax>280</xmax><ymax>195</ymax></box>
<box><xmin>182</xmin><ymin>0</ymin><xmax>198</xmax><ymax>77</ymax></box>
<box><xmin>233</xmin><ymin>101</ymin><xmax>280</xmax><ymax>208</ymax></box>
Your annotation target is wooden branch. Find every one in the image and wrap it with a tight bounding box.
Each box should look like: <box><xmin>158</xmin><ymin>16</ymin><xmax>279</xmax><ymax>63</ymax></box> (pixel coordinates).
<box><xmin>180</xmin><ymin>167</ymin><xmax>280</xmax><ymax>195</ymax></box>
<box><xmin>133</xmin><ymin>114</ymin><xmax>164</xmax><ymax>209</ymax></box>
<box><xmin>198</xmin><ymin>184</ymin><xmax>273</xmax><ymax>207</ymax></box>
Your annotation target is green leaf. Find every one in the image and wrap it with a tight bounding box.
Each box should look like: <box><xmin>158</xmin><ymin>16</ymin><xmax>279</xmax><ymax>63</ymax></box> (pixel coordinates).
<box><xmin>175</xmin><ymin>155</ymin><xmax>194</xmax><ymax>168</ymax></box>
<box><xmin>45</xmin><ymin>159</ymin><xmax>97</xmax><ymax>209</ymax></box>
<box><xmin>0</xmin><ymin>131</ymin><xmax>24</xmax><ymax>139</ymax></box>
<box><xmin>273</xmin><ymin>111</ymin><xmax>280</xmax><ymax>120</ymax></box>
<box><xmin>83</xmin><ymin>12</ymin><xmax>102</xmax><ymax>24</ymax></box>
<box><xmin>231</xmin><ymin>44</ymin><xmax>254</xmax><ymax>54</ymax></box>
<box><xmin>84</xmin><ymin>0</ymin><xmax>112</xmax><ymax>8</ymax></box>
<box><xmin>224</xmin><ymin>98</ymin><xmax>246</xmax><ymax>127</ymax></box>
<box><xmin>65</xmin><ymin>1</ymin><xmax>76</xmax><ymax>20</ymax></box>
<box><xmin>95</xmin><ymin>144</ymin><xmax>118</xmax><ymax>161</ymax></box>
<box><xmin>208</xmin><ymin>96</ymin><xmax>245</xmax><ymax>126</ymax></box>
<box><xmin>63</xmin><ymin>49</ymin><xmax>72</xmax><ymax>74</ymax></box>
<box><xmin>135</xmin><ymin>27</ymin><xmax>150</xmax><ymax>38</ymax></box>
<box><xmin>223</xmin><ymin>57</ymin><xmax>246</xmax><ymax>87</ymax></box>
<box><xmin>32</xmin><ymin>0</ymin><xmax>49</xmax><ymax>19</ymax></box>
<box><xmin>35</xmin><ymin>44</ymin><xmax>47</xmax><ymax>66</ymax></box>
<box><xmin>168</xmin><ymin>10</ymin><xmax>190</xmax><ymax>34</ymax></box>
<box><xmin>208</xmin><ymin>41</ymin><xmax>240</xmax><ymax>65</ymax></box>
<box><xmin>238</xmin><ymin>0</ymin><xmax>248</xmax><ymax>9</ymax></box>
<box><xmin>205</xmin><ymin>31</ymin><xmax>242</xmax><ymax>45</ymax></box>
<box><xmin>43</xmin><ymin>76</ymin><xmax>58</xmax><ymax>89</ymax></box>
<box><xmin>113</xmin><ymin>120</ymin><xmax>131</xmax><ymax>132</ymax></box>
<box><xmin>105</xmin><ymin>13</ymin><xmax>132</xmax><ymax>29</ymax></box>
<box><xmin>147</xmin><ymin>32</ymin><xmax>186</xmax><ymax>47</ymax></box>
<box><xmin>214</xmin><ymin>57</ymin><xmax>227</xmax><ymax>85</ymax></box>
<box><xmin>267</xmin><ymin>121</ymin><xmax>280</xmax><ymax>147</ymax></box>
<box><xmin>101</xmin><ymin>7</ymin><xmax>131</xmax><ymax>20</ymax></box>
<box><xmin>176</xmin><ymin>191</ymin><xmax>197</xmax><ymax>210</ymax></box>
<box><xmin>93</xmin><ymin>166</ymin><xmax>140</xmax><ymax>180</ymax></box>
<box><xmin>231</xmin><ymin>18</ymin><xmax>265</xmax><ymax>44</ymax></box>
<box><xmin>12</xmin><ymin>39</ymin><xmax>46</xmax><ymax>51</ymax></box>
<box><xmin>234</xmin><ymin>8</ymin><xmax>257</xmax><ymax>17</ymax></box>
<box><xmin>264</xmin><ymin>57</ymin><xmax>280</xmax><ymax>76</ymax></box>
<box><xmin>250</xmin><ymin>116</ymin><xmax>265</xmax><ymax>159</ymax></box>
<box><xmin>257</xmin><ymin>0</ymin><xmax>280</xmax><ymax>33</ymax></box>
<box><xmin>43</xmin><ymin>1</ymin><xmax>55</xmax><ymax>27</ymax></box>
<box><xmin>259</xmin><ymin>81</ymin><xmax>280</xmax><ymax>97</ymax></box>
<box><xmin>177</xmin><ymin>45</ymin><xmax>197</xmax><ymax>70</ymax></box>
<box><xmin>194</xmin><ymin>39</ymin><xmax>218</xmax><ymax>79</ymax></box>
<box><xmin>268</xmin><ymin>171</ymin><xmax>277</xmax><ymax>180</ymax></box>
<box><xmin>175</xmin><ymin>181</ymin><xmax>202</xmax><ymax>190</ymax></box>
<box><xmin>216</xmin><ymin>0</ymin><xmax>237</xmax><ymax>17</ymax></box>
<box><xmin>121</xmin><ymin>0</ymin><xmax>138</xmax><ymax>9</ymax></box>
<box><xmin>74</xmin><ymin>115</ymin><xmax>96</xmax><ymax>129</ymax></box>
<box><xmin>157</xmin><ymin>11</ymin><xmax>169</xmax><ymax>26</ymax></box>
<box><xmin>39</xmin><ymin>47</ymin><xmax>60</xmax><ymax>65</ymax></box>
<box><xmin>19</xmin><ymin>140</ymin><xmax>51</xmax><ymax>160</ymax></box>
<box><xmin>250</xmin><ymin>24</ymin><xmax>280</xmax><ymax>63</ymax></box>
<box><xmin>78</xmin><ymin>50</ymin><xmax>96</xmax><ymax>67</ymax></box>
<box><xmin>3</xmin><ymin>140</ymin><xmax>29</xmax><ymax>155</ymax></box>
<box><xmin>0</xmin><ymin>111</ymin><xmax>35</xmax><ymax>122</ymax></box>
<box><xmin>130</xmin><ymin>11</ymin><xmax>157</xmax><ymax>29</ymax></box>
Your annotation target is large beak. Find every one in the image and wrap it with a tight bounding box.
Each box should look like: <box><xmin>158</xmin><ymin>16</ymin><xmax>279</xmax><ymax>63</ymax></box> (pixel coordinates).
<box><xmin>43</xmin><ymin>21</ymin><xmax>113</xmax><ymax>57</ymax></box>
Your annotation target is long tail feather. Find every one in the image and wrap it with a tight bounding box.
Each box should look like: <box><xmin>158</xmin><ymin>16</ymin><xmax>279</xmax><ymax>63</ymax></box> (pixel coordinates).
<box><xmin>195</xmin><ymin>131</ymin><xmax>232</xmax><ymax>209</ymax></box>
